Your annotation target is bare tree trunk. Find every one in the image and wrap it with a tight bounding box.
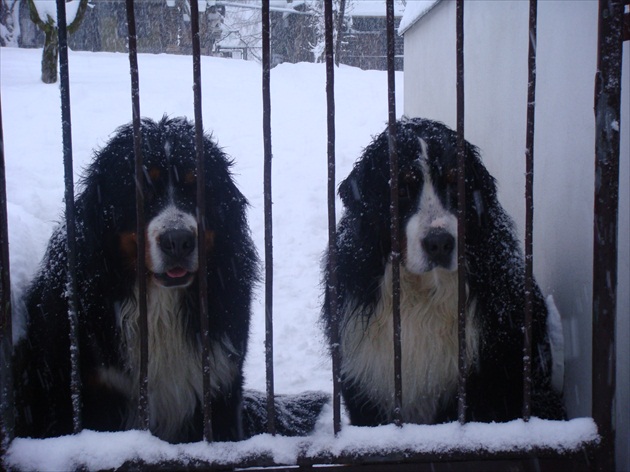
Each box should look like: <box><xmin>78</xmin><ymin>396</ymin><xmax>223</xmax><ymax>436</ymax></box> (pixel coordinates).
<box><xmin>27</xmin><ymin>0</ymin><xmax>89</xmax><ymax>84</ymax></box>
<box><xmin>0</xmin><ymin>0</ymin><xmax>22</xmax><ymax>47</ymax></box>
<box><xmin>41</xmin><ymin>21</ymin><xmax>59</xmax><ymax>84</ymax></box>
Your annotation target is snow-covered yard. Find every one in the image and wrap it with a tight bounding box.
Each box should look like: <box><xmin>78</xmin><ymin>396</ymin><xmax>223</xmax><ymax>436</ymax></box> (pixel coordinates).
<box><xmin>1</xmin><ymin>47</ymin><xmax>599</xmax><ymax>470</ymax></box>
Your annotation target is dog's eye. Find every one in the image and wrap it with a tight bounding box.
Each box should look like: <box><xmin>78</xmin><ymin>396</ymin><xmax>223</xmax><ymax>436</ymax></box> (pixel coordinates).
<box><xmin>443</xmin><ymin>168</ymin><xmax>462</xmax><ymax>209</ymax></box>
<box><xmin>183</xmin><ymin>170</ymin><xmax>196</xmax><ymax>186</ymax></box>
<box><xmin>446</xmin><ymin>168</ymin><xmax>459</xmax><ymax>185</ymax></box>
<box><xmin>144</xmin><ymin>185</ymin><xmax>156</xmax><ymax>203</ymax></box>
<box><xmin>399</xmin><ymin>185</ymin><xmax>410</xmax><ymax>200</ymax></box>
<box><xmin>150</xmin><ymin>167</ymin><xmax>161</xmax><ymax>181</ymax></box>
<box><xmin>402</xmin><ymin>170</ymin><xmax>420</xmax><ymax>186</ymax></box>
<box><xmin>399</xmin><ymin>170</ymin><xmax>420</xmax><ymax>200</ymax></box>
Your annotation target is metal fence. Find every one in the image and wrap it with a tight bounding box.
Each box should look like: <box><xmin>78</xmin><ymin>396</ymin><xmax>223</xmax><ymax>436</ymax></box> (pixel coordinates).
<box><xmin>0</xmin><ymin>0</ymin><xmax>626</xmax><ymax>470</ymax></box>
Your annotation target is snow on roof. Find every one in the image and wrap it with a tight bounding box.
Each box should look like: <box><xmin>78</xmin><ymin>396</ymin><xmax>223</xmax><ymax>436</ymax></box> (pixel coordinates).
<box><xmin>270</xmin><ymin>0</ymin><xmax>307</xmax><ymax>9</ymax></box>
<box><xmin>398</xmin><ymin>0</ymin><xmax>441</xmax><ymax>35</ymax></box>
<box><xmin>346</xmin><ymin>1</ymin><xmax>406</xmax><ymax>18</ymax></box>
<box><xmin>4</xmin><ymin>418</ymin><xmax>599</xmax><ymax>471</ymax></box>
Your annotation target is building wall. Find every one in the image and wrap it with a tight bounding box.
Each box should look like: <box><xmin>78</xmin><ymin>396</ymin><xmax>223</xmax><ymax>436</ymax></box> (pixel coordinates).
<box><xmin>341</xmin><ymin>16</ymin><xmax>404</xmax><ymax>71</ymax></box>
<box><xmin>403</xmin><ymin>1</ymin><xmax>629</xmax><ymax>469</ymax></box>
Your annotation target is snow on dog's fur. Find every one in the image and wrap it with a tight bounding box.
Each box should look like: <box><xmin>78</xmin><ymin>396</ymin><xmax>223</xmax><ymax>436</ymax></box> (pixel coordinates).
<box><xmin>322</xmin><ymin>118</ymin><xmax>565</xmax><ymax>426</ymax></box>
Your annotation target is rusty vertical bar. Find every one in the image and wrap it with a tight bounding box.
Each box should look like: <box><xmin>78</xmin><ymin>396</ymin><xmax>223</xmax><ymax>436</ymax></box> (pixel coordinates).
<box><xmin>522</xmin><ymin>0</ymin><xmax>538</xmax><ymax>423</ymax></box>
<box><xmin>386</xmin><ymin>0</ymin><xmax>402</xmax><ymax>428</ymax></box>
<box><xmin>124</xmin><ymin>0</ymin><xmax>149</xmax><ymax>432</ymax></box>
<box><xmin>592</xmin><ymin>1</ymin><xmax>623</xmax><ymax>470</ymax></box>
<box><xmin>455</xmin><ymin>0</ymin><xmax>467</xmax><ymax>425</ymax></box>
<box><xmin>189</xmin><ymin>0</ymin><xmax>213</xmax><ymax>442</ymax></box>
<box><xmin>262</xmin><ymin>0</ymin><xmax>276</xmax><ymax>436</ymax></box>
<box><xmin>323</xmin><ymin>0</ymin><xmax>341</xmax><ymax>436</ymax></box>
<box><xmin>56</xmin><ymin>0</ymin><xmax>82</xmax><ymax>434</ymax></box>
<box><xmin>0</xmin><ymin>98</ymin><xmax>15</xmax><ymax>452</ymax></box>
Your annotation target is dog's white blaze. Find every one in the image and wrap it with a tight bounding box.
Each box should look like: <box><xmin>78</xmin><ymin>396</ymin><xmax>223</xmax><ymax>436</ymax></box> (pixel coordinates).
<box><xmin>108</xmin><ymin>283</ymin><xmax>239</xmax><ymax>442</ymax></box>
<box><xmin>341</xmin><ymin>262</ymin><xmax>479</xmax><ymax>424</ymax></box>
<box><xmin>146</xmin><ymin>203</ymin><xmax>198</xmax><ymax>273</ymax></box>
<box><xmin>405</xmin><ymin>139</ymin><xmax>458</xmax><ymax>274</ymax></box>
<box><xmin>163</xmin><ymin>139</ymin><xmax>172</xmax><ymax>158</ymax></box>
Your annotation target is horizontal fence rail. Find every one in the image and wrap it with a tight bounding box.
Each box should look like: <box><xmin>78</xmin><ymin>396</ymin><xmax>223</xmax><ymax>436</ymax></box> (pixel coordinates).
<box><xmin>0</xmin><ymin>0</ymin><xmax>624</xmax><ymax>470</ymax></box>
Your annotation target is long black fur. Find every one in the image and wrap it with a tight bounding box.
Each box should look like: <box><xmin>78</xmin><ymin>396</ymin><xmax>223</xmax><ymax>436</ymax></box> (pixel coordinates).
<box><xmin>13</xmin><ymin>116</ymin><xmax>260</xmax><ymax>442</ymax></box>
<box><xmin>322</xmin><ymin>118</ymin><xmax>564</xmax><ymax>425</ymax></box>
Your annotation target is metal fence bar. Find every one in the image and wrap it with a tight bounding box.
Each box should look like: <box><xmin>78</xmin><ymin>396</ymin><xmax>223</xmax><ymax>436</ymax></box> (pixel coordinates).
<box><xmin>522</xmin><ymin>0</ymin><xmax>538</xmax><ymax>423</ymax></box>
<box><xmin>0</xmin><ymin>97</ymin><xmax>14</xmax><ymax>454</ymax></box>
<box><xmin>323</xmin><ymin>0</ymin><xmax>341</xmax><ymax>436</ymax></box>
<box><xmin>592</xmin><ymin>1</ymin><xmax>623</xmax><ymax>470</ymax></box>
<box><xmin>455</xmin><ymin>0</ymin><xmax>467</xmax><ymax>425</ymax></box>
<box><xmin>189</xmin><ymin>0</ymin><xmax>214</xmax><ymax>442</ymax></box>
<box><xmin>55</xmin><ymin>0</ymin><xmax>82</xmax><ymax>435</ymax></box>
<box><xmin>385</xmin><ymin>0</ymin><xmax>403</xmax><ymax>428</ymax></box>
<box><xmin>262</xmin><ymin>0</ymin><xmax>276</xmax><ymax>436</ymax></box>
<box><xmin>124</xmin><ymin>0</ymin><xmax>150</xmax><ymax>432</ymax></box>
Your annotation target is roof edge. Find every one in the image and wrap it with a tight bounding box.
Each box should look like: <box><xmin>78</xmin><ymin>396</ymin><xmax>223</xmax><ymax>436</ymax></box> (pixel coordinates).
<box><xmin>398</xmin><ymin>0</ymin><xmax>443</xmax><ymax>36</ymax></box>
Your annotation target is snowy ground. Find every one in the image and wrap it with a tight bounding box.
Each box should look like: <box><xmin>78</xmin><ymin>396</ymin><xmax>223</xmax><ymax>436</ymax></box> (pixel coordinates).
<box><xmin>1</xmin><ymin>46</ymin><xmax>400</xmax><ymax>395</ymax></box>
<box><xmin>1</xmin><ymin>47</ymin><xmax>597</xmax><ymax>470</ymax></box>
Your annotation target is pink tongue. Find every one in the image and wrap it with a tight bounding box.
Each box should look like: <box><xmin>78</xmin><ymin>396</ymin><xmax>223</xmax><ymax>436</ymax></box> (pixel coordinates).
<box><xmin>167</xmin><ymin>268</ymin><xmax>188</xmax><ymax>278</ymax></box>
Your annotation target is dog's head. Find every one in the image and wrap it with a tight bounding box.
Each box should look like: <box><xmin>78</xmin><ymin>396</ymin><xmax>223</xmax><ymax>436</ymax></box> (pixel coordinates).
<box><xmin>77</xmin><ymin>116</ymin><xmax>246</xmax><ymax>290</ymax></box>
<box><xmin>339</xmin><ymin>118</ymin><xmax>497</xmax><ymax>277</ymax></box>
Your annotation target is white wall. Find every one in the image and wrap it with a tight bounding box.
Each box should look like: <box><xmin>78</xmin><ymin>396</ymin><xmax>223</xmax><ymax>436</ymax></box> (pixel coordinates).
<box><xmin>404</xmin><ymin>1</ymin><xmax>629</xmax><ymax>469</ymax></box>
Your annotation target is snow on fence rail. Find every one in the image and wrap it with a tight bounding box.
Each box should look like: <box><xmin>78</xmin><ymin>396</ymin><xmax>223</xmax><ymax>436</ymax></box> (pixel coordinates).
<box><xmin>0</xmin><ymin>0</ymin><xmax>625</xmax><ymax>470</ymax></box>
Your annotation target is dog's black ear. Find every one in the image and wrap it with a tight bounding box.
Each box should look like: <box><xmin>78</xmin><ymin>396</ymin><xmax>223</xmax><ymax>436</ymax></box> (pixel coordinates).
<box><xmin>339</xmin><ymin>128</ymin><xmax>392</xmax><ymax>214</ymax></box>
<box><xmin>339</xmin><ymin>167</ymin><xmax>364</xmax><ymax>211</ymax></box>
<box><xmin>465</xmin><ymin>144</ymin><xmax>499</xmax><ymax>231</ymax></box>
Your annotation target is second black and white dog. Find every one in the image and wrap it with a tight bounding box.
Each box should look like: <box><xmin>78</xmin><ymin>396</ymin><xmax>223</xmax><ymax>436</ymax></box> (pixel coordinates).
<box><xmin>322</xmin><ymin>118</ymin><xmax>564</xmax><ymax>426</ymax></box>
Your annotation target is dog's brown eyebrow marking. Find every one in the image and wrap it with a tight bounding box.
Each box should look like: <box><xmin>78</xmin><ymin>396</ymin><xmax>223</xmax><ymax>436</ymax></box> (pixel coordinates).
<box><xmin>184</xmin><ymin>170</ymin><xmax>196</xmax><ymax>185</ymax></box>
<box><xmin>204</xmin><ymin>230</ymin><xmax>215</xmax><ymax>250</ymax></box>
<box><xmin>119</xmin><ymin>232</ymin><xmax>138</xmax><ymax>264</ymax></box>
<box><xmin>148</xmin><ymin>167</ymin><xmax>161</xmax><ymax>182</ymax></box>
<box><xmin>401</xmin><ymin>168</ymin><xmax>420</xmax><ymax>185</ymax></box>
<box><xmin>446</xmin><ymin>167</ymin><xmax>459</xmax><ymax>185</ymax></box>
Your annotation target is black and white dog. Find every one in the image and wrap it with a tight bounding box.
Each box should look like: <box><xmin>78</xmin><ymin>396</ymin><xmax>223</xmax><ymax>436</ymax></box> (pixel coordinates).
<box><xmin>322</xmin><ymin>118</ymin><xmax>564</xmax><ymax>426</ymax></box>
<box><xmin>13</xmin><ymin>116</ymin><xmax>325</xmax><ymax>443</ymax></box>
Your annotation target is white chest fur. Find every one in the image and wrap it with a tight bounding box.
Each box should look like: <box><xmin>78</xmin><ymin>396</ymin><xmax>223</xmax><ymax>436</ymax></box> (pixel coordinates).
<box><xmin>105</xmin><ymin>284</ymin><xmax>239</xmax><ymax>441</ymax></box>
<box><xmin>340</xmin><ymin>263</ymin><xmax>479</xmax><ymax>424</ymax></box>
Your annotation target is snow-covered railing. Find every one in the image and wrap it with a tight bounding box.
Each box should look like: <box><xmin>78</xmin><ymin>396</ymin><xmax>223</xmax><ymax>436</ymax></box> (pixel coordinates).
<box><xmin>3</xmin><ymin>419</ymin><xmax>600</xmax><ymax>471</ymax></box>
<box><xmin>0</xmin><ymin>0</ymin><xmax>625</xmax><ymax>471</ymax></box>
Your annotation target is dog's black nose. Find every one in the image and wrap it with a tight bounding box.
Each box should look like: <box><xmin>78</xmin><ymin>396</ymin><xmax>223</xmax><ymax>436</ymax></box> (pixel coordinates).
<box><xmin>159</xmin><ymin>229</ymin><xmax>196</xmax><ymax>258</ymax></box>
<box><xmin>422</xmin><ymin>230</ymin><xmax>455</xmax><ymax>268</ymax></box>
